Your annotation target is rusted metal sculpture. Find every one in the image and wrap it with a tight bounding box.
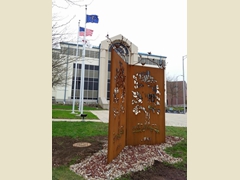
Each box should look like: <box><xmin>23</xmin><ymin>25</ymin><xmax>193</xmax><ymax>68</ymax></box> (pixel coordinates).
<box><xmin>108</xmin><ymin>50</ymin><xmax>128</xmax><ymax>163</ymax></box>
<box><xmin>126</xmin><ymin>65</ymin><xmax>165</xmax><ymax>146</ymax></box>
<box><xmin>108</xmin><ymin>44</ymin><xmax>165</xmax><ymax>163</ymax></box>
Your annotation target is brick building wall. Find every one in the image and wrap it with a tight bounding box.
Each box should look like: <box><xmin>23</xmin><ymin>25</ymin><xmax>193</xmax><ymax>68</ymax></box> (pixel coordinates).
<box><xmin>166</xmin><ymin>81</ymin><xmax>187</xmax><ymax>107</ymax></box>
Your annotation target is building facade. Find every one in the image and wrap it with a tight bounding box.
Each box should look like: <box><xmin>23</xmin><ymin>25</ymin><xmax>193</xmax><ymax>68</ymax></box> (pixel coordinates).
<box><xmin>52</xmin><ymin>34</ymin><xmax>167</xmax><ymax>109</ymax></box>
<box><xmin>166</xmin><ymin>81</ymin><xmax>187</xmax><ymax>107</ymax></box>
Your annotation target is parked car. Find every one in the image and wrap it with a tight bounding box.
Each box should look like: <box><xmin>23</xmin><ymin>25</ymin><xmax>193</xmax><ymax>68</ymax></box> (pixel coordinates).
<box><xmin>52</xmin><ymin>96</ymin><xmax>56</xmax><ymax>103</ymax></box>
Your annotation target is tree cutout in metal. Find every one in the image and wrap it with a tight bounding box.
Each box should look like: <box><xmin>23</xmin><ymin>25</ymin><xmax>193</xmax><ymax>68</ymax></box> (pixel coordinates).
<box><xmin>131</xmin><ymin>71</ymin><xmax>161</xmax><ymax>135</ymax></box>
<box><xmin>126</xmin><ymin>65</ymin><xmax>165</xmax><ymax>146</ymax></box>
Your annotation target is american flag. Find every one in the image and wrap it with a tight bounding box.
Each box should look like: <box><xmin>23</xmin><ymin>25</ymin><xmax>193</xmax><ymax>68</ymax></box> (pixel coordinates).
<box><xmin>79</xmin><ymin>27</ymin><xmax>93</xmax><ymax>36</ymax></box>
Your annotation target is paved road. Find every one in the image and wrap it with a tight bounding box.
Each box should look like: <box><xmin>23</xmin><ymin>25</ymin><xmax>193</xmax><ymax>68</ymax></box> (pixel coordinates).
<box><xmin>52</xmin><ymin>110</ymin><xmax>187</xmax><ymax>127</ymax></box>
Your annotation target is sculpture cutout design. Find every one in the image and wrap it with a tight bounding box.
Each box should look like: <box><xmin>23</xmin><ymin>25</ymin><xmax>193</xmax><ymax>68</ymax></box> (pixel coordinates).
<box><xmin>113</xmin><ymin>61</ymin><xmax>126</xmax><ymax>118</ymax></box>
<box><xmin>130</xmin><ymin>70</ymin><xmax>161</xmax><ymax>143</ymax></box>
<box><xmin>108</xmin><ymin>48</ymin><xmax>165</xmax><ymax>163</ymax></box>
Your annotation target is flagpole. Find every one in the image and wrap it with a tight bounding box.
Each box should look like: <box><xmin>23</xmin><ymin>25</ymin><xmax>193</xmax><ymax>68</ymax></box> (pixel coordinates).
<box><xmin>71</xmin><ymin>20</ymin><xmax>80</xmax><ymax>114</ymax></box>
<box><xmin>78</xmin><ymin>46</ymin><xmax>83</xmax><ymax>113</ymax></box>
<box><xmin>78</xmin><ymin>38</ymin><xmax>83</xmax><ymax>113</ymax></box>
<box><xmin>79</xmin><ymin>5</ymin><xmax>87</xmax><ymax>115</ymax></box>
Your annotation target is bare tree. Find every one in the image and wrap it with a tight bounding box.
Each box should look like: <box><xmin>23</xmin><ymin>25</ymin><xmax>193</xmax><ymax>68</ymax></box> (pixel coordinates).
<box><xmin>52</xmin><ymin>50</ymin><xmax>73</xmax><ymax>88</ymax></box>
<box><xmin>52</xmin><ymin>0</ymin><xmax>96</xmax><ymax>89</ymax></box>
<box><xmin>52</xmin><ymin>1</ymin><xmax>77</xmax><ymax>88</ymax></box>
<box><xmin>52</xmin><ymin>26</ymin><xmax>76</xmax><ymax>88</ymax></box>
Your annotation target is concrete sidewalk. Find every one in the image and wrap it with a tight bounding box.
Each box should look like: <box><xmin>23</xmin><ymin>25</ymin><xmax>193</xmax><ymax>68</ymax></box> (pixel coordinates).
<box><xmin>89</xmin><ymin>110</ymin><xmax>187</xmax><ymax>127</ymax></box>
<box><xmin>165</xmin><ymin>113</ymin><xmax>187</xmax><ymax>127</ymax></box>
<box><xmin>52</xmin><ymin>110</ymin><xmax>187</xmax><ymax>127</ymax></box>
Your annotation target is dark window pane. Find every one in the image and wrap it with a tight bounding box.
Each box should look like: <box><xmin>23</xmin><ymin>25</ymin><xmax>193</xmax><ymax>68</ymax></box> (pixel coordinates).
<box><xmin>85</xmin><ymin>65</ymin><xmax>89</xmax><ymax>69</ymax></box>
<box><xmin>94</xmin><ymin>82</ymin><xmax>98</xmax><ymax>90</ymax></box>
<box><xmin>89</xmin><ymin>82</ymin><xmax>93</xmax><ymax>90</ymax></box>
<box><xmin>90</xmin><ymin>65</ymin><xmax>94</xmax><ymax>70</ymax></box>
<box><xmin>95</xmin><ymin>66</ymin><xmax>99</xmax><ymax>70</ymax></box>
<box><xmin>84</xmin><ymin>81</ymin><xmax>88</xmax><ymax>90</ymax></box>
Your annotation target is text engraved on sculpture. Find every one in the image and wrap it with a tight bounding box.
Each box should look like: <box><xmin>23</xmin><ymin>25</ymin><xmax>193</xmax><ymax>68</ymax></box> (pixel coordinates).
<box><xmin>113</xmin><ymin>125</ymin><xmax>124</xmax><ymax>143</ymax></box>
<box><xmin>132</xmin><ymin>123</ymin><xmax>159</xmax><ymax>133</ymax></box>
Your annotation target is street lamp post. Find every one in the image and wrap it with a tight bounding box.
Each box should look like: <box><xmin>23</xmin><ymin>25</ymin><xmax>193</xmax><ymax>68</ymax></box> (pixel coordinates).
<box><xmin>182</xmin><ymin>55</ymin><xmax>187</xmax><ymax>114</ymax></box>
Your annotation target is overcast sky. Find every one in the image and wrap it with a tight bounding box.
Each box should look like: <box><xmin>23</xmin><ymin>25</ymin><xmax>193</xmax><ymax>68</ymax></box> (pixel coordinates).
<box><xmin>53</xmin><ymin>0</ymin><xmax>187</xmax><ymax>81</ymax></box>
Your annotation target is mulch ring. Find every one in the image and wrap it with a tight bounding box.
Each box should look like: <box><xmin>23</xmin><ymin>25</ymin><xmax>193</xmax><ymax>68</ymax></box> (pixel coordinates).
<box><xmin>121</xmin><ymin>160</ymin><xmax>187</xmax><ymax>180</ymax></box>
<box><xmin>52</xmin><ymin>136</ymin><xmax>186</xmax><ymax>180</ymax></box>
<box><xmin>52</xmin><ymin>136</ymin><xmax>107</xmax><ymax>167</ymax></box>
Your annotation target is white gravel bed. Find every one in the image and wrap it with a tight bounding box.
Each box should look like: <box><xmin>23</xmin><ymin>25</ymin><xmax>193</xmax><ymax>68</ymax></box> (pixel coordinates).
<box><xmin>70</xmin><ymin>136</ymin><xmax>184</xmax><ymax>180</ymax></box>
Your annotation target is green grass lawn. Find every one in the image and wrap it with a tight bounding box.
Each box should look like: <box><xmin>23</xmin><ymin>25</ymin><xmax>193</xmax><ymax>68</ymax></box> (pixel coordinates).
<box><xmin>52</xmin><ymin>166</ymin><xmax>85</xmax><ymax>180</ymax></box>
<box><xmin>164</xmin><ymin>126</ymin><xmax>187</xmax><ymax>171</ymax></box>
<box><xmin>52</xmin><ymin>110</ymin><xmax>99</xmax><ymax>119</ymax></box>
<box><xmin>52</xmin><ymin>104</ymin><xmax>102</xmax><ymax>110</ymax></box>
<box><xmin>52</xmin><ymin>121</ymin><xmax>108</xmax><ymax>138</ymax></box>
<box><xmin>52</xmin><ymin>122</ymin><xmax>186</xmax><ymax>180</ymax></box>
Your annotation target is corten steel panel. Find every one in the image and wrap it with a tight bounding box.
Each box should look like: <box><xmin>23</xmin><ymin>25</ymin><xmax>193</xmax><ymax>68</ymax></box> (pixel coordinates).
<box><xmin>126</xmin><ymin>65</ymin><xmax>165</xmax><ymax>146</ymax></box>
<box><xmin>107</xmin><ymin>49</ymin><xmax>127</xmax><ymax>163</ymax></box>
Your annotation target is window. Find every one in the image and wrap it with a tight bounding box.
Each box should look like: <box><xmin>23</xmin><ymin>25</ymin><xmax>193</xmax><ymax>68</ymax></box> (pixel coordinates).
<box><xmin>71</xmin><ymin>64</ymin><xmax>99</xmax><ymax>99</ymax></box>
<box><xmin>85</xmin><ymin>50</ymin><xmax>89</xmax><ymax>57</ymax></box>
<box><xmin>94</xmin><ymin>51</ymin><xmax>99</xmax><ymax>58</ymax></box>
<box><xmin>94</xmin><ymin>82</ymin><xmax>98</xmax><ymax>90</ymax></box>
<box><xmin>61</xmin><ymin>47</ymin><xmax>68</xmax><ymax>54</ymax></box>
<box><xmin>89</xmin><ymin>51</ymin><xmax>94</xmax><ymax>58</ymax></box>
